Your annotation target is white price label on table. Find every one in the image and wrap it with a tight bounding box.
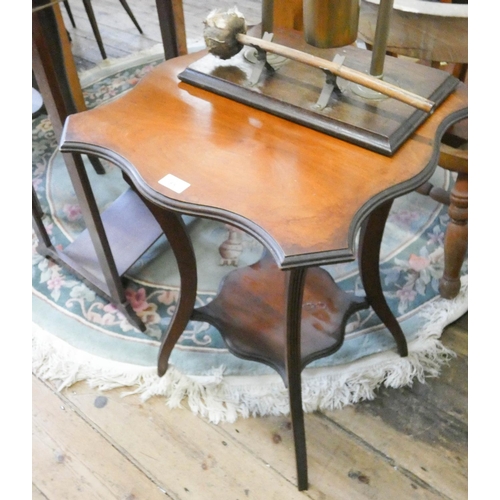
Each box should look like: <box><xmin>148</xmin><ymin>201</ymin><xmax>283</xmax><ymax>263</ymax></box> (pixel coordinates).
<box><xmin>158</xmin><ymin>174</ymin><xmax>190</xmax><ymax>193</ymax></box>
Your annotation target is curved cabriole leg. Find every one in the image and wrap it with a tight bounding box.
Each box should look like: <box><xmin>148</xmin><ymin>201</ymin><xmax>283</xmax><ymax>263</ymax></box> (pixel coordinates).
<box><xmin>439</xmin><ymin>172</ymin><xmax>468</xmax><ymax>299</ymax></box>
<box><xmin>286</xmin><ymin>267</ymin><xmax>308</xmax><ymax>491</ymax></box>
<box><xmin>135</xmin><ymin>194</ymin><xmax>198</xmax><ymax>377</ymax></box>
<box><xmin>358</xmin><ymin>200</ymin><xmax>408</xmax><ymax>357</ymax></box>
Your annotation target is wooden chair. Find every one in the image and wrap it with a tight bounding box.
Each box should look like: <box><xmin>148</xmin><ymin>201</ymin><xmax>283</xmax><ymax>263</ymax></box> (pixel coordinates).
<box><xmin>263</xmin><ymin>0</ymin><xmax>468</xmax><ymax>299</ymax></box>
<box><xmin>358</xmin><ymin>0</ymin><xmax>468</xmax><ymax>299</ymax></box>
<box><xmin>63</xmin><ymin>0</ymin><xmax>188</xmax><ymax>60</ymax></box>
<box><xmin>63</xmin><ymin>0</ymin><xmax>144</xmax><ymax>60</ymax></box>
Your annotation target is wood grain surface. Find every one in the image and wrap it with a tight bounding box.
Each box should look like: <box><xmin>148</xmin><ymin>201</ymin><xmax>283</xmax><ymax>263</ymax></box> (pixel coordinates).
<box><xmin>61</xmin><ymin>48</ymin><xmax>467</xmax><ymax>267</ymax></box>
<box><xmin>32</xmin><ymin>315</ymin><xmax>467</xmax><ymax>499</ymax></box>
<box><xmin>33</xmin><ymin>2</ymin><xmax>468</xmax><ymax>497</ymax></box>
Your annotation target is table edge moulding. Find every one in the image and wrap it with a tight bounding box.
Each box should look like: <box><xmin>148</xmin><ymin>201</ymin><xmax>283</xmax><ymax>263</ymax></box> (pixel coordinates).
<box><xmin>59</xmin><ymin>45</ymin><xmax>467</xmax><ymax>492</ymax></box>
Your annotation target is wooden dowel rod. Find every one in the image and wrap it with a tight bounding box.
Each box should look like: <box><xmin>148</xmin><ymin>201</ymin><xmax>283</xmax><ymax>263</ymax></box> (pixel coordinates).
<box><xmin>237</xmin><ymin>33</ymin><xmax>435</xmax><ymax>113</ymax></box>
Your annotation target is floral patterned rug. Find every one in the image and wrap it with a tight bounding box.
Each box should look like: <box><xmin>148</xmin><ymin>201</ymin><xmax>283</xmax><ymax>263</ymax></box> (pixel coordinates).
<box><xmin>32</xmin><ymin>47</ymin><xmax>468</xmax><ymax>423</ymax></box>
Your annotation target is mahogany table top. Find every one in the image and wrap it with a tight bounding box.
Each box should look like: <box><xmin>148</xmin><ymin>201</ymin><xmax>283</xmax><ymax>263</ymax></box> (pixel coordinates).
<box><xmin>61</xmin><ymin>50</ymin><xmax>467</xmax><ymax>269</ymax></box>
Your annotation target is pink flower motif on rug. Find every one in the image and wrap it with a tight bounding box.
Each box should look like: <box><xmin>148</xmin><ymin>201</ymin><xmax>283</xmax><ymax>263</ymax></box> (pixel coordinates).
<box><xmin>408</xmin><ymin>254</ymin><xmax>431</xmax><ymax>272</ymax></box>
<box><xmin>126</xmin><ymin>288</ymin><xmax>161</xmax><ymax>325</ymax></box>
<box><xmin>63</xmin><ymin>204</ymin><xmax>82</xmax><ymax>222</ymax></box>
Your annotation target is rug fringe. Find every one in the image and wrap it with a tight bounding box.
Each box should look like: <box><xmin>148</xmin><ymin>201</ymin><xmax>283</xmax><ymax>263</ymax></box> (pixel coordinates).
<box><xmin>33</xmin><ymin>277</ymin><xmax>467</xmax><ymax>424</ymax></box>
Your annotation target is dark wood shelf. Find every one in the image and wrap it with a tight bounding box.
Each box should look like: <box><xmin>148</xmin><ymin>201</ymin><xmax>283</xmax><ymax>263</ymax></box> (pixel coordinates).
<box><xmin>64</xmin><ymin>188</ymin><xmax>163</xmax><ymax>286</ymax></box>
<box><xmin>193</xmin><ymin>252</ymin><xmax>368</xmax><ymax>382</ymax></box>
<box><xmin>35</xmin><ymin>188</ymin><xmax>163</xmax><ymax>330</ymax></box>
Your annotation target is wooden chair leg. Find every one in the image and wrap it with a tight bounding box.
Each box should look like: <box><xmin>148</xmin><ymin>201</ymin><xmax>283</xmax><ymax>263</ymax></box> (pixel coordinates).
<box><xmin>118</xmin><ymin>0</ymin><xmax>143</xmax><ymax>34</ymax></box>
<box><xmin>453</xmin><ymin>63</ymin><xmax>468</xmax><ymax>83</ymax></box>
<box><xmin>87</xmin><ymin>154</ymin><xmax>106</xmax><ymax>175</ymax></box>
<box><xmin>82</xmin><ymin>0</ymin><xmax>107</xmax><ymax>59</ymax></box>
<box><xmin>155</xmin><ymin>0</ymin><xmax>188</xmax><ymax>59</ymax></box>
<box><xmin>439</xmin><ymin>172</ymin><xmax>468</xmax><ymax>299</ymax></box>
<box><xmin>33</xmin><ymin>187</ymin><xmax>53</xmax><ymax>250</ymax></box>
<box><xmin>63</xmin><ymin>0</ymin><xmax>77</xmax><ymax>27</ymax></box>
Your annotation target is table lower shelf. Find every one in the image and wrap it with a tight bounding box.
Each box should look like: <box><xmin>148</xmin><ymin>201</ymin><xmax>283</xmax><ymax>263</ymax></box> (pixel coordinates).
<box><xmin>35</xmin><ymin>188</ymin><xmax>163</xmax><ymax>330</ymax></box>
<box><xmin>63</xmin><ymin>188</ymin><xmax>163</xmax><ymax>291</ymax></box>
<box><xmin>193</xmin><ymin>252</ymin><xmax>368</xmax><ymax>382</ymax></box>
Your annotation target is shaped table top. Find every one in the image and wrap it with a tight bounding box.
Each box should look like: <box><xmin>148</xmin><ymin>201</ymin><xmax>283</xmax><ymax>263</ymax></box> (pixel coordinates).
<box><xmin>61</xmin><ymin>49</ymin><xmax>467</xmax><ymax>269</ymax></box>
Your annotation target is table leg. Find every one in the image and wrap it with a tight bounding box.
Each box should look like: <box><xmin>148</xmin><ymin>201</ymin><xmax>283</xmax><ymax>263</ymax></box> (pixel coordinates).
<box><xmin>358</xmin><ymin>200</ymin><xmax>408</xmax><ymax>357</ymax></box>
<box><xmin>286</xmin><ymin>267</ymin><xmax>308</xmax><ymax>491</ymax></box>
<box><xmin>82</xmin><ymin>0</ymin><xmax>107</xmax><ymax>59</ymax></box>
<box><xmin>32</xmin><ymin>186</ymin><xmax>52</xmax><ymax>251</ymax></box>
<box><xmin>61</xmin><ymin>152</ymin><xmax>145</xmax><ymax>330</ymax></box>
<box><xmin>134</xmin><ymin>194</ymin><xmax>198</xmax><ymax>377</ymax></box>
<box><xmin>155</xmin><ymin>0</ymin><xmax>188</xmax><ymax>59</ymax></box>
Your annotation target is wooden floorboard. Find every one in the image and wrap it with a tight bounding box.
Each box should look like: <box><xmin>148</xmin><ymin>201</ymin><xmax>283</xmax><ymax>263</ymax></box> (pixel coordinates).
<box><xmin>61</xmin><ymin>0</ymin><xmax>263</xmax><ymax>71</ymax></box>
<box><xmin>32</xmin><ymin>315</ymin><xmax>467</xmax><ymax>499</ymax></box>
<box><xmin>33</xmin><ymin>2</ymin><xmax>468</xmax><ymax>498</ymax></box>
<box><xmin>33</xmin><ymin>376</ymin><xmax>172</xmax><ymax>499</ymax></box>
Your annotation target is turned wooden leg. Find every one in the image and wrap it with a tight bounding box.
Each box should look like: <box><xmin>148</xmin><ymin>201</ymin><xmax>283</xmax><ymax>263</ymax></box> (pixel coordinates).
<box><xmin>134</xmin><ymin>193</ymin><xmax>198</xmax><ymax>377</ymax></box>
<box><xmin>286</xmin><ymin>267</ymin><xmax>308</xmax><ymax>491</ymax></box>
<box><xmin>358</xmin><ymin>200</ymin><xmax>408</xmax><ymax>357</ymax></box>
<box><xmin>439</xmin><ymin>172</ymin><xmax>468</xmax><ymax>299</ymax></box>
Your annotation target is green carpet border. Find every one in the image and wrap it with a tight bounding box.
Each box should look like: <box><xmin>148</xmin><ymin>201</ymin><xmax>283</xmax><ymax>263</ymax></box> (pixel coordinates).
<box><xmin>33</xmin><ymin>276</ymin><xmax>467</xmax><ymax>423</ymax></box>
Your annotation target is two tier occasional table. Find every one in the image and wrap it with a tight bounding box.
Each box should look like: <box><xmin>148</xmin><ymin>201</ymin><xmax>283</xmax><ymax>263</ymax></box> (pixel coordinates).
<box><xmin>60</xmin><ymin>45</ymin><xmax>467</xmax><ymax>490</ymax></box>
